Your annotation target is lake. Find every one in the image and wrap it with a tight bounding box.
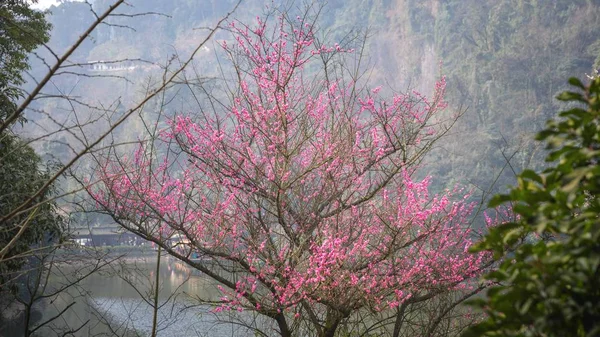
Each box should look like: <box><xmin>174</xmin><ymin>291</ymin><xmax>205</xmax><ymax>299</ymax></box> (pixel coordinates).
<box><xmin>4</xmin><ymin>252</ymin><xmax>268</xmax><ymax>337</ymax></box>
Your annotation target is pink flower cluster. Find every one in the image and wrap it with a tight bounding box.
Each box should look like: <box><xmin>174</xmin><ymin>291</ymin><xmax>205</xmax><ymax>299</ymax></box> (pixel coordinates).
<box><xmin>92</xmin><ymin>14</ymin><xmax>488</xmax><ymax>316</ymax></box>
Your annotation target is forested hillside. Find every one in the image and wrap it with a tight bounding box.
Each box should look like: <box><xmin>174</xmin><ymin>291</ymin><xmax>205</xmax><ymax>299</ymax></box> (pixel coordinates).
<box><xmin>328</xmin><ymin>0</ymin><xmax>600</xmax><ymax>191</ymax></box>
<box><xmin>430</xmin><ymin>0</ymin><xmax>600</xmax><ymax>191</ymax></box>
<box><xmin>28</xmin><ymin>0</ymin><xmax>600</xmax><ymax>196</ymax></box>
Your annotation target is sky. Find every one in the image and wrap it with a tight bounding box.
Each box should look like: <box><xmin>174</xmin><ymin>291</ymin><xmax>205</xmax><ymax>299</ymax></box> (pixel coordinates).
<box><xmin>30</xmin><ymin>0</ymin><xmax>60</xmax><ymax>9</ymax></box>
<box><xmin>30</xmin><ymin>0</ymin><xmax>84</xmax><ymax>10</ymax></box>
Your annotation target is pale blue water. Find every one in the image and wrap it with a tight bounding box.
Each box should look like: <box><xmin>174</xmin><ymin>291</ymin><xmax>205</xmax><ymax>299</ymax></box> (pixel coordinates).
<box><xmin>11</xmin><ymin>255</ymin><xmax>269</xmax><ymax>337</ymax></box>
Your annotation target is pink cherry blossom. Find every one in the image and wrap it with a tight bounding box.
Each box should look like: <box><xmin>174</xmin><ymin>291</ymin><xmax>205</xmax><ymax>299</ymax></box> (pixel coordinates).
<box><xmin>90</xmin><ymin>13</ymin><xmax>489</xmax><ymax>337</ymax></box>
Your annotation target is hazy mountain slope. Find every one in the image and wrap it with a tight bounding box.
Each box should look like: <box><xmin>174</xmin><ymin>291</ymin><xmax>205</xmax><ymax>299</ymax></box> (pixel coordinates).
<box><xmin>26</xmin><ymin>0</ymin><xmax>600</xmax><ymax>196</ymax></box>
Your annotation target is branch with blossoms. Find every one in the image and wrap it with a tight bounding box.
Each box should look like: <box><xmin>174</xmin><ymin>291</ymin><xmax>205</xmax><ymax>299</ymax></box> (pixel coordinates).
<box><xmin>89</xmin><ymin>7</ymin><xmax>490</xmax><ymax>337</ymax></box>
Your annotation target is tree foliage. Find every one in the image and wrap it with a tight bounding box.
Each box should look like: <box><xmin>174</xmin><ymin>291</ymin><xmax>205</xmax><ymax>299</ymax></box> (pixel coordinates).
<box><xmin>0</xmin><ymin>133</ymin><xmax>62</xmax><ymax>290</ymax></box>
<box><xmin>0</xmin><ymin>0</ymin><xmax>51</xmax><ymax>124</ymax></box>
<box><xmin>0</xmin><ymin>0</ymin><xmax>61</xmax><ymax>290</ymax></box>
<box><xmin>464</xmin><ymin>76</ymin><xmax>600</xmax><ymax>337</ymax></box>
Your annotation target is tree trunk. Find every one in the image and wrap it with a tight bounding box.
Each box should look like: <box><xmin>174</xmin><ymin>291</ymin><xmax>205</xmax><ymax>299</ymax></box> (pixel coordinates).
<box><xmin>322</xmin><ymin>321</ymin><xmax>340</xmax><ymax>337</ymax></box>
<box><xmin>275</xmin><ymin>313</ymin><xmax>292</xmax><ymax>337</ymax></box>
<box><xmin>321</xmin><ymin>309</ymin><xmax>341</xmax><ymax>337</ymax></box>
<box><xmin>151</xmin><ymin>245</ymin><xmax>161</xmax><ymax>337</ymax></box>
<box><xmin>392</xmin><ymin>302</ymin><xmax>409</xmax><ymax>337</ymax></box>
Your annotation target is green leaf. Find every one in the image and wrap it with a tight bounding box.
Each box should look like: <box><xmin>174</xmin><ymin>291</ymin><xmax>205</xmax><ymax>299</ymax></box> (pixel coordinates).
<box><xmin>489</xmin><ymin>194</ymin><xmax>511</xmax><ymax>208</ymax></box>
<box><xmin>556</xmin><ymin>91</ymin><xmax>586</xmax><ymax>103</ymax></box>
<box><xmin>568</xmin><ymin>77</ymin><xmax>585</xmax><ymax>90</ymax></box>
<box><xmin>520</xmin><ymin>169</ymin><xmax>543</xmax><ymax>185</ymax></box>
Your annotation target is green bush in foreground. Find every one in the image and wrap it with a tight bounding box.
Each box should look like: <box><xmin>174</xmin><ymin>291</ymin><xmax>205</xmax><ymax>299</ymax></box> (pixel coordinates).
<box><xmin>464</xmin><ymin>76</ymin><xmax>600</xmax><ymax>337</ymax></box>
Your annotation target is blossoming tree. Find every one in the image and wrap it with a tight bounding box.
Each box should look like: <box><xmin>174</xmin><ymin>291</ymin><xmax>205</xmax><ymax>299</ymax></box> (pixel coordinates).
<box><xmin>90</xmin><ymin>10</ymin><xmax>488</xmax><ymax>337</ymax></box>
